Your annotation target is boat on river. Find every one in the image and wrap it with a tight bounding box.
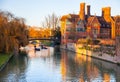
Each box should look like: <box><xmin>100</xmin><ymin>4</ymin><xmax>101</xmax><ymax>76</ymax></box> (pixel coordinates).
<box><xmin>34</xmin><ymin>45</ymin><xmax>48</xmax><ymax>51</ymax></box>
<box><xmin>20</xmin><ymin>44</ymin><xmax>53</xmax><ymax>58</ymax></box>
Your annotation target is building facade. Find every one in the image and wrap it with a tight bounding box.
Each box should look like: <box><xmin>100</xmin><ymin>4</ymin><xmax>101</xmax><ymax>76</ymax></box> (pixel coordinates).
<box><xmin>60</xmin><ymin>2</ymin><xmax>120</xmax><ymax>44</ymax></box>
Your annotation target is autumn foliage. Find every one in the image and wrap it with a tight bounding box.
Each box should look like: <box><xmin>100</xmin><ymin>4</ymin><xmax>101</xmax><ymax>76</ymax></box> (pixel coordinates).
<box><xmin>28</xmin><ymin>27</ymin><xmax>52</xmax><ymax>38</ymax></box>
<box><xmin>0</xmin><ymin>11</ymin><xmax>28</xmax><ymax>54</ymax></box>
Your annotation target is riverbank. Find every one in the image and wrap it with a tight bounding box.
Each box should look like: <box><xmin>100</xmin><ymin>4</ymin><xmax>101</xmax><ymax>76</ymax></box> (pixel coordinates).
<box><xmin>0</xmin><ymin>53</ymin><xmax>13</xmax><ymax>71</ymax></box>
<box><xmin>60</xmin><ymin>43</ymin><xmax>120</xmax><ymax>64</ymax></box>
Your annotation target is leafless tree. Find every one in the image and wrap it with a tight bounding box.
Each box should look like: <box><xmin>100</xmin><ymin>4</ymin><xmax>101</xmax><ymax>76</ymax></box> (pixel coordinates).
<box><xmin>42</xmin><ymin>13</ymin><xmax>60</xmax><ymax>30</ymax></box>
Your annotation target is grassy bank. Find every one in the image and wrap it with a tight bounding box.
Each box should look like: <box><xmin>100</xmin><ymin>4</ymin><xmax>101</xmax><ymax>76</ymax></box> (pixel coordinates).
<box><xmin>0</xmin><ymin>53</ymin><xmax>12</xmax><ymax>68</ymax></box>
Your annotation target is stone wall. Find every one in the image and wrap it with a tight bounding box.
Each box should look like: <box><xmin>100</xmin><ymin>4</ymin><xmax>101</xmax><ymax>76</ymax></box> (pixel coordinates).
<box><xmin>116</xmin><ymin>37</ymin><xmax>120</xmax><ymax>63</ymax></box>
<box><xmin>62</xmin><ymin>42</ymin><xmax>119</xmax><ymax>63</ymax></box>
<box><xmin>67</xmin><ymin>43</ymin><xmax>76</xmax><ymax>51</ymax></box>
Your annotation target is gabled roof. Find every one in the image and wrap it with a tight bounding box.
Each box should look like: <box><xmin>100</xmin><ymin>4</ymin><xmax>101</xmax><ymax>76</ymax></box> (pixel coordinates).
<box><xmin>77</xmin><ymin>19</ymin><xmax>86</xmax><ymax>25</ymax></box>
<box><xmin>87</xmin><ymin>16</ymin><xmax>97</xmax><ymax>26</ymax></box>
<box><xmin>114</xmin><ymin>15</ymin><xmax>120</xmax><ymax>22</ymax></box>
<box><xmin>68</xmin><ymin>14</ymin><xmax>79</xmax><ymax>18</ymax></box>
<box><xmin>86</xmin><ymin>15</ymin><xmax>111</xmax><ymax>28</ymax></box>
<box><xmin>60</xmin><ymin>15</ymin><xmax>69</xmax><ymax>21</ymax></box>
<box><xmin>60</xmin><ymin>14</ymin><xmax>79</xmax><ymax>21</ymax></box>
<box><xmin>67</xmin><ymin>14</ymin><xmax>79</xmax><ymax>23</ymax></box>
<box><xmin>97</xmin><ymin>17</ymin><xmax>111</xmax><ymax>28</ymax></box>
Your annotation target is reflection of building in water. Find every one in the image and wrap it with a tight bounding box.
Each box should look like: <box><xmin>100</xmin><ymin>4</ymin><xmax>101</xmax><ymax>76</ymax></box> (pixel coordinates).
<box><xmin>74</xmin><ymin>53</ymin><xmax>91</xmax><ymax>64</ymax></box>
<box><xmin>60</xmin><ymin>50</ymin><xmax>68</xmax><ymax>81</ymax></box>
<box><xmin>103</xmin><ymin>73</ymin><xmax>110</xmax><ymax>82</ymax></box>
<box><xmin>79</xmin><ymin>76</ymin><xmax>84</xmax><ymax>82</ymax></box>
<box><xmin>74</xmin><ymin>53</ymin><xmax>99</xmax><ymax>82</ymax></box>
<box><xmin>60</xmin><ymin>50</ymin><xmax>119</xmax><ymax>82</ymax></box>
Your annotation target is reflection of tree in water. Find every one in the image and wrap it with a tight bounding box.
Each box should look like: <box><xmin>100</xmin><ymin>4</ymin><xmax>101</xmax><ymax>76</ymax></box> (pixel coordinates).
<box><xmin>0</xmin><ymin>54</ymin><xmax>29</xmax><ymax>81</ymax></box>
<box><xmin>54</xmin><ymin>46</ymin><xmax>61</xmax><ymax>53</ymax></box>
<box><xmin>53</xmin><ymin>46</ymin><xmax>61</xmax><ymax>66</ymax></box>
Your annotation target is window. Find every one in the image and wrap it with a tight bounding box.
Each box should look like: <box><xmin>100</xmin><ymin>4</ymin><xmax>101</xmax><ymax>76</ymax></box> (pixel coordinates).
<box><xmin>93</xmin><ymin>28</ymin><xmax>98</xmax><ymax>34</ymax></box>
<box><xmin>76</xmin><ymin>28</ymin><xmax>85</xmax><ymax>32</ymax></box>
<box><xmin>66</xmin><ymin>28</ymin><xmax>71</xmax><ymax>31</ymax></box>
<box><xmin>100</xmin><ymin>29</ymin><xmax>103</xmax><ymax>33</ymax></box>
<box><xmin>107</xmin><ymin>25</ymin><xmax>109</xmax><ymax>27</ymax></box>
<box><xmin>93</xmin><ymin>23</ymin><xmax>98</xmax><ymax>27</ymax></box>
<box><xmin>102</xmin><ymin>24</ymin><xmax>105</xmax><ymax>27</ymax></box>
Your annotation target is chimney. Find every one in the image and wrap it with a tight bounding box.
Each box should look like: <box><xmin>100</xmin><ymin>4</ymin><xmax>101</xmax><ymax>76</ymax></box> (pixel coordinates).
<box><xmin>79</xmin><ymin>3</ymin><xmax>85</xmax><ymax>20</ymax></box>
<box><xmin>87</xmin><ymin>5</ymin><xmax>90</xmax><ymax>16</ymax></box>
<box><xmin>102</xmin><ymin>7</ymin><xmax>111</xmax><ymax>22</ymax></box>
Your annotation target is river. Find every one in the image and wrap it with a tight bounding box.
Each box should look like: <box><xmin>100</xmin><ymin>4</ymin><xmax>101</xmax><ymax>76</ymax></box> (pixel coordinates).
<box><xmin>0</xmin><ymin>46</ymin><xmax>120</xmax><ymax>82</ymax></box>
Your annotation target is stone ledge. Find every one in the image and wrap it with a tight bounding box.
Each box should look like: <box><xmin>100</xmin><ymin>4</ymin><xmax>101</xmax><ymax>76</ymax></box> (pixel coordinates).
<box><xmin>60</xmin><ymin>44</ymin><xmax>120</xmax><ymax>64</ymax></box>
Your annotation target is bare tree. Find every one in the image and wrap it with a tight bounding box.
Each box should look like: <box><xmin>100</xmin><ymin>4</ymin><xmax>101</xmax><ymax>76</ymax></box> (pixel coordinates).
<box><xmin>42</xmin><ymin>13</ymin><xmax>60</xmax><ymax>29</ymax></box>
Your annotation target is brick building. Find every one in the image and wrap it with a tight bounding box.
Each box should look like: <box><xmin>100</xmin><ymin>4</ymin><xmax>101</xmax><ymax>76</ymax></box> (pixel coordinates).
<box><xmin>60</xmin><ymin>2</ymin><xmax>120</xmax><ymax>44</ymax></box>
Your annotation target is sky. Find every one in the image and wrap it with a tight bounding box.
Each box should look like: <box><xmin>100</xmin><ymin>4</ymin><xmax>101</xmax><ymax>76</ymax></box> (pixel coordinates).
<box><xmin>0</xmin><ymin>0</ymin><xmax>120</xmax><ymax>27</ymax></box>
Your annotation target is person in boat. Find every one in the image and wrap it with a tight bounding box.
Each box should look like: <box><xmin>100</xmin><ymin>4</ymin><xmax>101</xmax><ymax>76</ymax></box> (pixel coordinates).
<box><xmin>41</xmin><ymin>44</ymin><xmax>43</xmax><ymax>49</ymax></box>
<box><xmin>43</xmin><ymin>46</ymin><xmax>47</xmax><ymax>49</ymax></box>
<box><xmin>34</xmin><ymin>45</ymin><xmax>41</xmax><ymax>51</ymax></box>
<box><xmin>34</xmin><ymin>45</ymin><xmax>36</xmax><ymax>52</ymax></box>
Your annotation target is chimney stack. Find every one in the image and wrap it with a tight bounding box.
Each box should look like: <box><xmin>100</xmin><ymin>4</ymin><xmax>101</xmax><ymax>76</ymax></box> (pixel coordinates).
<box><xmin>79</xmin><ymin>3</ymin><xmax>85</xmax><ymax>20</ymax></box>
<box><xmin>102</xmin><ymin>7</ymin><xmax>111</xmax><ymax>22</ymax></box>
<box><xmin>87</xmin><ymin>5</ymin><xmax>90</xmax><ymax>17</ymax></box>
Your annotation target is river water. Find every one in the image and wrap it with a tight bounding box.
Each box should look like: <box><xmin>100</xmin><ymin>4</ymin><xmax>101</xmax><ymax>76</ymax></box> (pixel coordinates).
<box><xmin>0</xmin><ymin>46</ymin><xmax>120</xmax><ymax>82</ymax></box>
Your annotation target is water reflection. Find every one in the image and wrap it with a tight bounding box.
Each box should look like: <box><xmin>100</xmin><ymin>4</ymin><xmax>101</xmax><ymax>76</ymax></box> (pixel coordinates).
<box><xmin>60</xmin><ymin>50</ymin><xmax>120</xmax><ymax>82</ymax></box>
<box><xmin>27</xmin><ymin>46</ymin><xmax>54</xmax><ymax>58</ymax></box>
<box><xmin>0</xmin><ymin>47</ymin><xmax>120</xmax><ymax>82</ymax></box>
<box><xmin>0</xmin><ymin>55</ymin><xmax>28</xmax><ymax>82</ymax></box>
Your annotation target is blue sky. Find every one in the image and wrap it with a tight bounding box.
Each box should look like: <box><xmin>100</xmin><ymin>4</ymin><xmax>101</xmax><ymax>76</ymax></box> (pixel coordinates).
<box><xmin>0</xmin><ymin>0</ymin><xmax>120</xmax><ymax>27</ymax></box>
